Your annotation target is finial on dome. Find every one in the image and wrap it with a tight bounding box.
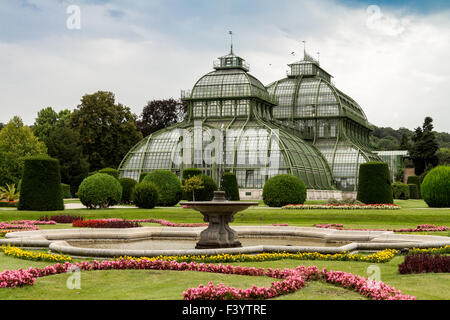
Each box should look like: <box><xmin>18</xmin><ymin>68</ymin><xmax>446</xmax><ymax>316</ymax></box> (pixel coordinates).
<box><xmin>229</xmin><ymin>31</ymin><xmax>234</xmax><ymax>54</ymax></box>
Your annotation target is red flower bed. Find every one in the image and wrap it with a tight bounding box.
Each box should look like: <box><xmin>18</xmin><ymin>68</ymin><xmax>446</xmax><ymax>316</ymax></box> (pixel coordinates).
<box><xmin>314</xmin><ymin>224</ymin><xmax>449</xmax><ymax>233</ymax></box>
<box><xmin>398</xmin><ymin>254</ymin><xmax>450</xmax><ymax>274</ymax></box>
<box><xmin>72</xmin><ymin>219</ymin><xmax>141</xmax><ymax>229</ymax></box>
<box><xmin>40</xmin><ymin>215</ymin><xmax>85</xmax><ymax>224</ymax></box>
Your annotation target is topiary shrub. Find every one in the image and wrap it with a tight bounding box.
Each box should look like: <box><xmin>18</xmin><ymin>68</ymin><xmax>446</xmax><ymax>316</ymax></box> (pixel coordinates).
<box><xmin>220</xmin><ymin>172</ymin><xmax>240</xmax><ymax>201</ymax></box>
<box><xmin>357</xmin><ymin>162</ymin><xmax>393</xmax><ymax>204</ymax></box>
<box><xmin>184</xmin><ymin>174</ymin><xmax>218</xmax><ymax>201</ymax></box>
<box><xmin>18</xmin><ymin>156</ymin><xmax>64</xmax><ymax>211</ymax></box>
<box><xmin>143</xmin><ymin>170</ymin><xmax>182</xmax><ymax>206</ymax></box>
<box><xmin>408</xmin><ymin>183</ymin><xmax>419</xmax><ymax>200</ymax></box>
<box><xmin>119</xmin><ymin>178</ymin><xmax>137</xmax><ymax>204</ymax></box>
<box><xmin>61</xmin><ymin>183</ymin><xmax>71</xmax><ymax>199</ymax></box>
<box><xmin>421</xmin><ymin>166</ymin><xmax>450</xmax><ymax>208</ymax></box>
<box><xmin>132</xmin><ymin>181</ymin><xmax>159</xmax><ymax>209</ymax></box>
<box><xmin>139</xmin><ymin>172</ymin><xmax>149</xmax><ymax>183</ymax></box>
<box><xmin>392</xmin><ymin>182</ymin><xmax>410</xmax><ymax>200</ymax></box>
<box><xmin>98</xmin><ymin>168</ymin><xmax>119</xmax><ymax>180</ymax></box>
<box><xmin>262</xmin><ymin>174</ymin><xmax>307</xmax><ymax>207</ymax></box>
<box><xmin>78</xmin><ymin>173</ymin><xmax>122</xmax><ymax>209</ymax></box>
<box><xmin>407</xmin><ymin>175</ymin><xmax>421</xmax><ymax>198</ymax></box>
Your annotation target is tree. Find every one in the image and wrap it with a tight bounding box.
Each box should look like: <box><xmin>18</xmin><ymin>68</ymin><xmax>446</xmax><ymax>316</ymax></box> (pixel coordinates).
<box><xmin>33</xmin><ymin>107</ymin><xmax>71</xmax><ymax>142</ymax></box>
<box><xmin>0</xmin><ymin>116</ymin><xmax>47</xmax><ymax>157</ymax></box>
<box><xmin>0</xmin><ymin>152</ymin><xmax>23</xmax><ymax>187</ymax></box>
<box><xmin>409</xmin><ymin>117</ymin><xmax>439</xmax><ymax>175</ymax></box>
<box><xmin>45</xmin><ymin>126</ymin><xmax>90</xmax><ymax>193</ymax></box>
<box><xmin>137</xmin><ymin>99</ymin><xmax>188</xmax><ymax>137</ymax></box>
<box><xmin>436</xmin><ymin>148</ymin><xmax>450</xmax><ymax>165</ymax></box>
<box><xmin>398</xmin><ymin>133</ymin><xmax>410</xmax><ymax>150</ymax></box>
<box><xmin>0</xmin><ymin>123</ymin><xmax>4</xmax><ymax>131</ymax></box>
<box><xmin>182</xmin><ymin>175</ymin><xmax>204</xmax><ymax>201</ymax></box>
<box><xmin>69</xmin><ymin>91</ymin><xmax>142</xmax><ymax>171</ymax></box>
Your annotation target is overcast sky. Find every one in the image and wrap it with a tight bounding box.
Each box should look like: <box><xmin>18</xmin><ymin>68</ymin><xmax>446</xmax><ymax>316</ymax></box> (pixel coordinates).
<box><xmin>0</xmin><ymin>0</ymin><xmax>449</xmax><ymax>132</ymax></box>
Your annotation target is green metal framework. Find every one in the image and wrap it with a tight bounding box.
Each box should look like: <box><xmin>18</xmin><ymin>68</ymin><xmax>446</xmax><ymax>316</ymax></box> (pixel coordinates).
<box><xmin>266</xmin><ymin>53</ymin><xmax>381</xmax><ymax>191</ymax></box>
<box><xmin>118</xmin><ymin>50</ymin><xmax>333</xmax><ymax>189</ymax></box>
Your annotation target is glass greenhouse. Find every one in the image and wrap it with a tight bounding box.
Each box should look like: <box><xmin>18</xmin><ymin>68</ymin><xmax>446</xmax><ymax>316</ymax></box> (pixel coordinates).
<box><xmin>266</xmin><ymin>53</ymin><xmax>381</xmax><ymax>191</ymax></box>
<box><xmin>118</xmin><ymin>49</ymin><xmax>334</xmax><ymax>189</ymax></box>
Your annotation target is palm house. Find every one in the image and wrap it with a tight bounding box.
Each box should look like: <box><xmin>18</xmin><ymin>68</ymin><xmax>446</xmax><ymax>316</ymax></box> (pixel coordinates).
<box><xmin>118</xmin><ymin>48</ymin><xmax>334</xmax><ymax>190</ymax></box>
<box><xmin>266</xmin><ymin>52</ymin><xmax>381</xmax><ymax>191</ymax></box>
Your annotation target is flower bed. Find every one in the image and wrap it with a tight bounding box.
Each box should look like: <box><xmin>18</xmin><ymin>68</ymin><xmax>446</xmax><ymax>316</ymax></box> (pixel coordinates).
<box><xmin>131</xmin><ymin>218</ymin><xmax>208</xmax><ymax>228</ymax></box>
<box><xmin>0</xmin><ymin>257</ymin><xmax>414</xmax><ymax>300</ymax></box>
<box><xmin>283</xmin><ymin>204</ymin><xmax>400</xmax><ymax>210</ymax></box>
<box><xmin>314</xmin><ymin>224</ymin><xmax>449</xmax><ymax>233</ymax></box>
<box><xmin>72</xmin><ymin>219</ymin><xmax>142</xmax><ymax>229</ymax></box>
<box><xmin>39</xmin><ymin>215</ymin><xmax>84</xmax><ymax>224</ymax></box>
<box><xmin>0</xmin><ymin>246</ymin><xmax>72</xmax><ymax>263</ymax></box>
<box><xmin>398</xmin><ymin>253</ymin><xmax>450</xmax><ymax>274</ymax></box>
<box><xmin>9</xmin><ymin>220</ymin><xmax>56</xmax><ymax>226</ymax></box>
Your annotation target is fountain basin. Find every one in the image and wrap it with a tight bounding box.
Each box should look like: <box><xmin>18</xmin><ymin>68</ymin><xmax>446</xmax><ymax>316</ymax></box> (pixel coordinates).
<box><xmin>2</xmin><ymin>226</ymin><xmax>449</xmax><ymax>258</ymax></box>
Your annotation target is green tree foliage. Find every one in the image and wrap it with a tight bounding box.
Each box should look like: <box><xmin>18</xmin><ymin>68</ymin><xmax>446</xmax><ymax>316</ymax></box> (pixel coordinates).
<box><xmin>421</xmin><ymin>166</ymin><xmax>450</xmax><ymax>208</ymax></box>
<box><xmin>143</xmin><ymin>170</ymin><xmax>182</xmax><ymax>206</ymax></box>
<box><xmin>32</xmin><ymin>107</ymin><xmax>71</xmax><ymax>143</ymax></box>
<box><xmin>136</xmin><ymin>99</ymin><xmax>188</xmax><ymax>137</ymax></box>
<box><xmin>98</xmin><ymin>168</ymin><xmax>119</xmax><ymax>180</ymax></box>
<box><xmin>262</xmin><ymin>174</ymin><xmax>307</xmax><ymax>207</ymax></box>
<box><xmin>409</xmin><ymin>117</ymin><xmax>439</xmax><ymax>175</ymax></box>
<box><xmin>392</xmin><ymin>182</ymin><xmax>410</xmax><ymax>200</ymax></box>
<box><xmin>61</xmin><ymin>183</ymin><xmax>71</xmax><ymax>198</ymax></box>
<box><xmin>18</xmin><ymin>156</ymin><xmax>64</xmax><ymax>211</ymax></box>
<box><xmin>78</xmin><ymin>173</ymin><xmax>122</xmax><ymax>209</ymax></box>
<box><xmin>0</xmin><ymin>152</ymin><xmax>23</xmax><ymax>187</ymax></box>
<box><xmin>408</xmin><ymin>184</ymin><xmax>419</xmax><ymax>200</ymax></box>
<box><xmin>69</xmin><ymin>91</ymin><xmax>142</xmax><ymax>171</ymax></box>
<box><xmin>436</xmin><ymin>148</ymin><xmax>450</xmax><ymax>166</ymax></box>
<box><xmin>45</xmin><ymin>126</ymin><xmax>89</xmax><ymax>194</ymax></box>
<box><xmin>183</xmin><ymin>174</ymin><xmax>217</xmax><ymax>201</ymax></box>
<box><xmin>220</xmin><ymin>172</ymin><xmax>240</xmax><ymax>201</ymax></box>
<box><xmin>357</xmin><ymin>162</ymin><xmax>393</xmax><ymax>204</ymax></box>
<box><xmin>0</xmin><ymin>116</ymin><xmax>47</xmax><ymax>157</ymax></box>
<box><xmin>182</xmin><ymin>176</ymin><xmax>204</xmax><ymax>202</ymax></box>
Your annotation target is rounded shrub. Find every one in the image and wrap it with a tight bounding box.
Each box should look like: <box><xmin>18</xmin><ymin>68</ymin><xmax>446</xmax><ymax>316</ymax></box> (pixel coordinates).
<box><xmin>421</xmin><ymin>166</ymin><xmax>450</xmax><ymax>208</ymax></box>
<box><xmin>407</xmin><ymin>175</ymin><xmax>421</xmax><ymax>198</ymax></box>
<box><xmin>262</xmin><ymin>174</ymin><xmax>307</xmax><ymax>207</ymax></box>
<box><xmin>220</xmin><ymin>172</ymin><xmax>240</xmax><ymax>201</ymax></box>
<box><xmin>408</xmin><ymin>183</ymin><xmax>419</xmax><ymax>200</ymax></box>
<box><xmin>357</xmin><ymin>162</ymin><xmax>393</xmax><ymax>204</ymax></box>
<box><xmin>18</xmin><ymin>156</ymin><xmax>64</xmax><ymax>211</ymax></box>
<box><xmin>392</xmin><ymin>182</ymin><xmax>410</xmax><ymax>200</ymax></box>
<box><xmin>119</xmin><ymin>178</ymin><xmax>137</xmax><ymax>204</ymax></box>
<box><xmin>182</xmin><ymin>168</ymin><xmax>202</xmax><ymax>180</ymax></box>
<box><xmin>143</xmin><ymin>170</ymin><xmax>182</xmax><ymax>206</ymax></box>
<box><xmin>78</xmin><ymin>173</ymin><xmax>122</xmax><ymax>209</ymax></box>
<box><xmin>139</xmin><ymin>172</ymin><xmax>149</xmax><ymax>183</ymax></box>
<box><xmin>61</xmin><ymin>183</ymin><xmax>71</xmax><ymax>199</ymax></box>
<box><xmin>132</xmin><ymin>181</ymin><xmax>159</xmax><ymax>209</ymax></box>
<box><xmin>98</xmin><ymin>168</ymin><xmax>119</xmax><ymax>180</ymax></box>
<box><xmin>184</xmin><ymin>174</ymin><xmax>218</xmax><ymax>201</ymax></box>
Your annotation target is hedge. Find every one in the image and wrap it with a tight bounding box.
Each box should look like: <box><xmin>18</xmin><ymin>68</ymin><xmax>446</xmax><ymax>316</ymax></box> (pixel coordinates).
<box><xmin>392</xmin><ymin>182</ymin><xmax>410</xmax><ymax>200</ymax></box>
<box><xmin>220</xmin><ymin>172</ymin><xmax>240</xmax><ymax>201</ymax></box>
<box><xmin>421</xmin><ymin>166</ymin><xmax>450</xmax><ymax>208</ymax></box>
<box><xmin>119</xmin><ymin>178</ymin><xmax>137</xmax><ymax>204</ymax></box>
<box><xmin>78</xmin><ymin>173</ymin><xmax>122</xmax><ymax>209</ymax></box>
<box><xmin>98</xmin><ymin>168</ymin><xmax>119</xmax><ymax>180</ymax></box>
<box><xmin>139</xmin><ymin>172</ymin><xmax>149</xmax><ymax>183</ymax></box>
<box><xmin>357</xmin><ymin>162</ymin><xmax>393</xmax><ymax>204</ymax></box>
<box><xmin>143</xmin><ymin>170</ymin><xmax>182</xmax><ymax>206</ymax></box>
<box><xmin>407</xmin><ymin>175</ymin><xmax>421</xmax><ymax>198</ymax></box>
<box><xmin>18</xmin><ymin>156</ymin><xmax>64</xmax><ymax>211</ymax></box>
<box><xmin>263</xmin><ymin>174</ymin><xmax>307</xmax><ymax>207</ymax></box>
<box><xmin>408</xmin><ymin>183</ymin><xmax>419</xmax><ymax>200</ymax></box>
<box><xmin>61</xmin><ymin>183</ymin><xmax>71</xmax><ymax>199</ymax></box>
<box><xmin>132</xmin><ymin>181</ymin><xmax>159</xmax><ymax>209</ymax></box>
<box><xmin>184</xmin><ymin>174</ymin><xmax>218</xmax><ymax>201</ymax></box>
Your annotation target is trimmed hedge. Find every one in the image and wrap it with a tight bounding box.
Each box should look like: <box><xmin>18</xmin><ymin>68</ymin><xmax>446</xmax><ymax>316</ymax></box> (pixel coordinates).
<box><xmin>220</xmin><ymin>172</ymin><xmax>240</xmax><ymax>201</ymax></box>
<box><xmin>78</xmin><ymin>173</ymin><xmax>122</xmax><ymax>209</ymax></box>
<box><xmin>132</xmin><ymin>181</ymin><xmax>159</xmax><ymax>209</ymax></box>
<box><xmin>139</xmin><ymin>172</ymin><xmax>149</xmax><ymax>183</ymax></box>
<box><xmin>392</xmin><ymin>182</ymin><xmax>410</xmax><ymax>200</ymax></box>
<box><xmin>98</xmin><ymin>168</ymin><xmax>119</xmax><ymax>180</ymax></box>
<box><xmin>119</xmin><ymin>178</ymin><xmax>137</xmax><ymax>204</ymax></box>
<box><xmin>184</xmin><ymin>174</ymin><xmax>218</xmax><ymax>201</ymax></box>
<box><xmin>357</xmin><ymin>162</ymin><xmax>393</xmax><ymax>204</ymax></box>
<box><xmin>143</xmin><ymin>170</ymin><xmax>182</xmax><ymax>207</ymax></box>
<box><xmin>18</xmin><ymin>156</ymin><xmax>64</xmax><ymax>211</ymax></box>
<box><xmin>408</xmin><ymin>184</ymin><xmax>419</xmax><ymax>200</ymax></box>
<box><xmin>407</xmin><ymin>175</ymin><xmax>421</xmax><ymax>198</ymax></box>
<box><xmin>421</xmin><ymin>166</ymin><xmax>450</xmax><ymax>208</ymax></box>
<box><xmin>262</xmin><ymin>174</ymin><xmax>307</xmax><ymax>207</ymax></box>
<box><xmin>61</xmin><ymin>183</ymin><xmax>71</xmax><ymax>199</ymax></box>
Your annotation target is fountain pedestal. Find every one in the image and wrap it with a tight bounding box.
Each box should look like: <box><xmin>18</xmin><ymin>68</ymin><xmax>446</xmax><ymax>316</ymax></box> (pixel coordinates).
<box><xmin>180</xmin><ymin>191</ymin><xmax>258</xmax><ymax>249</ymax></box>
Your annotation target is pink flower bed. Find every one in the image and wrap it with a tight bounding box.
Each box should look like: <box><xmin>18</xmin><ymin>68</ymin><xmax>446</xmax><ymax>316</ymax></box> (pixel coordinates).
<box><xmin>0</xmin><ymin>258</ymin><xmax>414</xmax><ymax>300</ymax></box>
<box><xmin>314</xmin><ymin>224</ymin><xmax>449</xmax><ymax>233</ymax></box>
<box><xmin>9</xmin><ymin>220</ymin><xmax>56</xmax><ymax>226</ymax></box>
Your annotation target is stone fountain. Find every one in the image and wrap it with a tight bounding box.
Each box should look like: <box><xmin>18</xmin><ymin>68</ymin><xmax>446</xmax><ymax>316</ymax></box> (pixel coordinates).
<box><xmin>180</xmin><ymin>191</ymin><xmax>258</xmax><ymax>249</ymax></box>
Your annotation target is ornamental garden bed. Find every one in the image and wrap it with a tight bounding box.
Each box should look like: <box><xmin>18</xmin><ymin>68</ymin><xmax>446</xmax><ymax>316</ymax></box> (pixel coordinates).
<box><xmin>282</xmin><ymin>204</ymin><xmax>400</xmax><ymax>210</ymax></box>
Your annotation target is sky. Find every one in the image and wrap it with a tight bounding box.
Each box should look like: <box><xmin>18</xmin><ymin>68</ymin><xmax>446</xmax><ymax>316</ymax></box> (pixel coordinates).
<box><xmin>0</xmin><ymin>0</ymin><xmax>449</xmax><ymax>132</ymax></box>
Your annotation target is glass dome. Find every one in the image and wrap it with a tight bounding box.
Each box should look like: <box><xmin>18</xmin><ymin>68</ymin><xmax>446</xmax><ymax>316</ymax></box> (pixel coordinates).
<box><xmin>119</xmin><ymin>50</ymin><xmax>333</xmax><ymax>190</ymax></box>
